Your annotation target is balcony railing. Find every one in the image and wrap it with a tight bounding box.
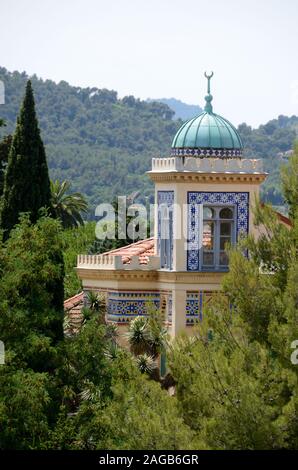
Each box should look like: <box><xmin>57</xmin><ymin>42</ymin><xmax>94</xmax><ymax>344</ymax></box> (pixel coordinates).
<box><xmin>77</xmin><ymin>254</ymin><xmax>160</xmax><ymax>271</ymax></box>
<box><xmin>150</xmin><ymin>157</ymin><xmax>264</xmax><ymax>173</ymax></box>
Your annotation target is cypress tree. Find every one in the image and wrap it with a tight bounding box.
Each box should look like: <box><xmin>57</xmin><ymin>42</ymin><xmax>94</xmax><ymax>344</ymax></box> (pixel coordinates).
<box><xmin>0</xmin><ymin>80</ymin><xmax>52</xmax><ymax>239</ymax></box>
<box><xmin>0</xmin><ymin>135</ymin><xmax>12</xmax><ymax>198</ymax></box>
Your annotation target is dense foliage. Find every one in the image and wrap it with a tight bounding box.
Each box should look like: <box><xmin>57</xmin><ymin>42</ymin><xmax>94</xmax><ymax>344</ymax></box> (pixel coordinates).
<box><xmin>0</xmin><ymin>67</ymin><xmax>297</xmax><ymax>215</ymax></box>
<box><xmin>61</xmin><ymin>222</ymin><xmax>96</xmax><ymax>298</ymax></box>
<box><xmin>0</xmin><ymin>214</ymin><xmax>65</xmax><ymax>372</ymax></box>
<box><xmin>0</xmin><ymin>215</ymin><xmax>192</xmax><ymax>449</ymax></box>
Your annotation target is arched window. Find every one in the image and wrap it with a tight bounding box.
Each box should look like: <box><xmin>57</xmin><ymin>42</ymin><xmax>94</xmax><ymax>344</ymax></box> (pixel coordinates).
<box><xmin>202</xmin><ymin>206</ymin><xmax>235</xmax><ymax>270</ymax></box>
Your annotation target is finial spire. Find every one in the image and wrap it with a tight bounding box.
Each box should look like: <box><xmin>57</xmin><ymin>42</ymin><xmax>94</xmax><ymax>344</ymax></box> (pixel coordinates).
<box><xmin>204</xmin><ymin>71</ymin><xmax>214</xmax><ymax>113</ymax></box>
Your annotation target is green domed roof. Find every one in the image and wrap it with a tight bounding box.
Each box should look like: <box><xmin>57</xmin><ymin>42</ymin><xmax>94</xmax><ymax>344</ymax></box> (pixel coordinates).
<box><xmin>171</xmin><ymin>72</ymin><xmax>243</xmax><ymax>158</ymax></box>
<box><xmin>171</xmin><ymin>112</ymin><xmax>243</xmax><ymax>153</ymax></box>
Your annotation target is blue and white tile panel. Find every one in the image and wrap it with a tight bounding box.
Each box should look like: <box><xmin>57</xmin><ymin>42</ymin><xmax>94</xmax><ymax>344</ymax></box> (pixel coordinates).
<box><xmin>186</xmin><ymin>291</ymin><xmax>216</xmax><ymax>325</ymax></box>
<box><xmin>186</xmin><ymin>292</ymin><xmax>202</xmax><ymax>325</ymax></box>
<box><xmin>107</xmin><ymin>291</ymin><xmax>160</xmax><ymax>324</ymax></box>
<box><xmin>187</xmin><ymin>191</ymin><xmax>249</xmax><ymax>271</ymax></box>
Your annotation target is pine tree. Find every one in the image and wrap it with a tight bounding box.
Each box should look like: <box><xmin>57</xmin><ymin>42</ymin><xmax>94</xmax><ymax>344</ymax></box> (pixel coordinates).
<box><xmin>0</xmin><ymin>80</ymin><xmax>52</xmax><ymax>239</ymax></box>
<box><xmin>168</xmin><ymin>150</ymin><xmax>298</xmax><ymax>450</ymax></box>
<box><xmin>281</xmin><ymin>142</ymin><xmax>298</xmax><ymax>219</ymax></box>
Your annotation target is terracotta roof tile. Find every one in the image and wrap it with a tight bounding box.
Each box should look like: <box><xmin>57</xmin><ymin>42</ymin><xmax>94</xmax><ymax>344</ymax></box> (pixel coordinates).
<box><xmin>64</xmin><ymin>292</ymin><xmax>84</xmax><ymax>310</ymax></box>
<box><xmin>64</xmin><ymin>292</ymin><xmax>84</xmax><ymax>335</ymax></box>
<box><xmin>260</xmin><ymin>203</ymin><xmax>292</xmax><ymax>227</ymax></box>
<box><xmin>100</xmin><ymin>237</ymin><xmax>155</xmax><ymax>265</ymax></box>
<box><xmin>275</xmin><ymin>210</ymin><xmax>292</xmax><ymax>227</ymax></box>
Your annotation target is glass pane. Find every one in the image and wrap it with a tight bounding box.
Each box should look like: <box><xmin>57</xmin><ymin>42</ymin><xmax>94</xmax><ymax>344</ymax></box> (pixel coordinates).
<box><xmin>203</xmin><ymin>222</ymin><xmax>214</xmax><ymax>249</ymax></box>
<box><xmin>203</xmin><ymin>252</ymin><xmax>214</xmax><ymax>266</ymax></box>
<box><xmin>219</xmin><ymin>251</ymin><xmax>229</xmax><ymax>266</ymax></box>
<box><xmin>203</xmin><ymin>207</ymin><xmax>214</xmax><ymax>219</ymax></box>
<box><xmin>219</xmin><ymin>207</ymin><xmax>233</xmax><ymax>219</ymax></box>
<box><xmin>220</xmin><ymin>236</ymin><xmax>231</xmax><ymax>250</ymax></box>
<box><xmin>220</xmin><ymin>222</ymin><xmax>232</xmax><ymax>236</ymax></box>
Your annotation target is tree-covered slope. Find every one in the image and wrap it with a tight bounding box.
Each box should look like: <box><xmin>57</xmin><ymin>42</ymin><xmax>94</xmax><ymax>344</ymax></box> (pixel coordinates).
<box><xmin>0</xmin><ymin>66</ymin><xmax>297</xmax><ymax>214</ymax></box>
<box><xmin>0</xmin><ymin>67</ymin><xmax>179</xmax><ymax>215</ymax></box>
<box><xmin>239</xmin><ymin>118</ymin><xmax>298</xmax><ymax>206</ymax></box>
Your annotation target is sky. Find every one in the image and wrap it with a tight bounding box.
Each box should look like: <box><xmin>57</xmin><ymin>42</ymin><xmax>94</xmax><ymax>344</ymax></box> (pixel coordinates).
<box><xmin>0</xmin><ymin>0</ymin><xmax>297</xmax><ymax>127</ymax></box>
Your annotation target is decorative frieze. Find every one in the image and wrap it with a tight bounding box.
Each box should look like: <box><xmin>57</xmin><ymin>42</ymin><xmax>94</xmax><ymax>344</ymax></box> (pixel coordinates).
<box><xmin>107</xmin><ymin>291</ymin><xmax>160</xmax><ymax>323</ymax></box>
<box><xmin>149</xmin><ymin>172</ymin><xmax>267</xmax><ymax>184</ymax></box>
<box><xmin>171</xmin><ymin>148</ymin><xmax>242</xmax><ymax>158</ymax></box>
<box><xmin>78</xmin><ymin>268</ymin><xmax>224</xmax><ymax>283</ymax></box>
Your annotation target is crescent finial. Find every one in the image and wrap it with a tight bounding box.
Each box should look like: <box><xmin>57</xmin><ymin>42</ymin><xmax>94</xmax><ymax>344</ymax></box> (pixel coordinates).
<box><xmin>204</xmin><ymin>71</ymin><xmax>214</xmax><ymax>95</ymax></box>
<box><xmin>204</xmin><ymin>71</ymin><xmax>214</xmax><ymax>80</ymax></box>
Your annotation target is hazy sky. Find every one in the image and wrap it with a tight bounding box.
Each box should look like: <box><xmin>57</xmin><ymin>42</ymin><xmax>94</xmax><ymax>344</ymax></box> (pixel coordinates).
<box><xmin>0</xmin><ymin>0</ymin><xmax>297</xmax><ymax>127</ymax></box>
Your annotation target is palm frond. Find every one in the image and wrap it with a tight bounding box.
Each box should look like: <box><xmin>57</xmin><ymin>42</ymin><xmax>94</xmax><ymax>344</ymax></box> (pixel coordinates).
<box><xmin>51</xmin><ymin>179</ymin><xmax>88</xmax><ymax>228</ymax></box>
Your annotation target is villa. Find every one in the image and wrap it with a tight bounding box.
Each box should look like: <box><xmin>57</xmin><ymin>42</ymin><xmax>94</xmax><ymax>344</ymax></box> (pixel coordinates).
<box><xmin>66</xmin><ymin>73</ymin><xmax>290</xmax><ymax>337</ymax></box>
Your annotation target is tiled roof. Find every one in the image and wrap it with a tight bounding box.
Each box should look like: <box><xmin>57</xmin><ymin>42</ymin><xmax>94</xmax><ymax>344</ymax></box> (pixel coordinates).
<box><xmin>64</xmin><ymin>291</ymin><xmax>84</xmax><ymax>335</ymax></box>
<box><xmin>100</xmin><ymin>237</ymin><xmax>155</xmax><ymax>265</ymax></box>
<box><xmin>274</xmin><ymin>210</ymin><xmax>292</xmax><ymax>227</ymax></box>
<box><xmin>64</xmin><ymin>291</ymin><xmax>84</xmax><ymax>311</ymax></box>
<box><xmin>260</xmin><ymin>203</ymin><xmax>292</xmax><ymax>227</ymax></box>
<box><xmin>64</xmin><ymin>238</ymin><xmax>156</xmax><ymax>333</ymax></box>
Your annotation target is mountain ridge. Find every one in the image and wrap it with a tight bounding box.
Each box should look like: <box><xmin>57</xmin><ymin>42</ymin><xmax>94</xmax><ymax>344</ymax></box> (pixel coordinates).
<box><xmin>0</xmin><ymin>66</ymin><xmax>297</xmax><ymax>213</ymax></box>
<box><xmin>147</xmin><ymin>97</ymin><xmax>202</xmax><ymax>121</ymax></box>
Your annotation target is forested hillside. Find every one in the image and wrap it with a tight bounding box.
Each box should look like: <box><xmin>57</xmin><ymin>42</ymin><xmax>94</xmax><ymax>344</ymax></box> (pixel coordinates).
<box><xmin>239</xmin><ymin>118</ymin><xmax>298</xmax><ymax>207</ymax></box>
<box><xmin>0</xmin><ymin>67</ymin><xmax>178</xmax><ymax>215</ymax></box>
<box><xmin>0</xmin><ymin>67</ymin><xmax>297</xmax><ymax>214</ymax></box>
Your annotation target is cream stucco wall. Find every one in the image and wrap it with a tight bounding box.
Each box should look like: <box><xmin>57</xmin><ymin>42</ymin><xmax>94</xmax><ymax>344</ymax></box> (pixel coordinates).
<box><xmin>77</xmin><ymin>159</ymin><xmax>268</xmax><ymax>339</ymax></box>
